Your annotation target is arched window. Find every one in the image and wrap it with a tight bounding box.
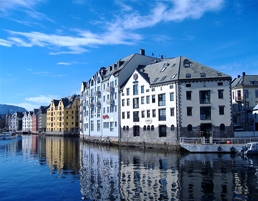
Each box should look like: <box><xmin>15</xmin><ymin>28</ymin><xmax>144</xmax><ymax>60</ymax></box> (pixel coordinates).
<box><xmin>123</xmin><ymin>126</ymin><xmax>126</xmax><ymax>131</ymax></box>
<box><xmin>187</xmin><ymin>124</ymin><xmax>192</xmax><ymax>132</ymax></box>
<box><xmin>91</xmin><ymin>80</ymin><xmax>94</xmax><ymax>86</ymax></box>
<box><xmin>171</xmin><ymin>125</ymin><xmax>175</xmax><ymax>131</ymax></box>
<box><xmin>126</xmin><ymin>126</ymin><xmax>129</xmax><ymax>131</ymax></box>
<box><xmin>220</xmin><ymin>123</ymin><xmax>225</xmax><ymax>131</ymax></box>
<box><xmin>184</xmin><ymin>59</ymin><xmax>190</xmax><ymax>68</ymax></box>
<box><xmin>143</xmin><ymin>125</ymin><xmax>146</xmax><ymax>131</ymax></box>
<box><xmin>147</xmin><ymin>125</ymin><xmax>150</xmax><ymax>131</ymax></box>
<box><xmin>151</xmin><ymin>125</ymin><xmax>154</xmax><ymax>131</ymax></box>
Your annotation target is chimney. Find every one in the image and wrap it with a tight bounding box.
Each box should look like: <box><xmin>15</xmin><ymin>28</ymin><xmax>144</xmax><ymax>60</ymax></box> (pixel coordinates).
<box><xmin>238</xmin><ymin>75</ymin><xmax>240</xmax><ymax>78</ymax></box>
<box><xmin>140</xmin><ymin>49</ymin><xmax>145</xmax><ymax>55</ymax></box>
<box><xmin>161</xmin><ymin>55</ymin><xmax>163</xmax><ymax>59</ymax></box>
<box><xmin>242</xmin><ymin>72</ymin><xmax>246</xmax><ymax>76</ymax></box>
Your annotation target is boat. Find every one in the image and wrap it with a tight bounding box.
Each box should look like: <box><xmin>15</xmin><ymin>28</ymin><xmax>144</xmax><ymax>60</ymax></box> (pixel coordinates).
<box><xmin>239</xmin><ymin>142</ymin><xmax>258</xmax><ymax>155</ymax></box>
<box><xmin>180</xmin><ymin>137</ymin><xmax>258</xmax><ymax>153</ymax></box>
<box><xmin>0</xmin><ymin>132</ymin><xmax>16</xmax><ymax>140</ymax></box>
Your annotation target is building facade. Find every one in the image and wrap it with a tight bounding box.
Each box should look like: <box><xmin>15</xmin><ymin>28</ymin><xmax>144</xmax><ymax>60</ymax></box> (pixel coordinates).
<box><xmin>46</xmin><ymin>95</ymin><xmax>80</xmax><ymax>135</ymax></box>
<box><xmin>22</xmin><ymin>111</ymin><xmax>33</xmax><ymax>132</ymax></box>
<box><xmin>232</xmin><ymin>73</ymin><xmax>258</xmax><ymax>130</ymax></box>
<box><xmin>120</xmin><ymin>56</ymin><xmax>233</xmax><ymax>146</ymax></box>
<box><xmin>32</xmin><ymin>109</ymin><xmax>39</xmax><ymax>133</ymax></box>
<box><xmin>38</xmin><ymin>105</ymin><xmax>49</xmax><ymax>133</ymax></box>
<box><xmin>80</xmin><ymin>49</ymin><xmax>155</xmax><ymax>140</ymax></box>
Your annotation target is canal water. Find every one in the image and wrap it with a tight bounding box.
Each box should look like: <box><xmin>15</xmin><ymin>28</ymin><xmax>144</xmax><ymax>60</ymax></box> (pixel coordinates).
<box><xmin>0</xmin><ymin>135</ymin><xmax>257</xmax><ymax>201</ymax></box>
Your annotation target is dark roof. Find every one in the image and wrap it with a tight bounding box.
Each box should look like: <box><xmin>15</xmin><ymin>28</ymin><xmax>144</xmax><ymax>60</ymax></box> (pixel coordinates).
<box><xmin>232</xmin><ymin>75</ymin><xmax>258</xmax><ymax>88</ymax></box>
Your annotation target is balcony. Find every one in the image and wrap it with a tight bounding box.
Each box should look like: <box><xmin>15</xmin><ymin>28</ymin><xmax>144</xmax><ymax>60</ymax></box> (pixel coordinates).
<box><xmin>106</xmin><ymin>86</ymin><xmax>114</xmax><ymax>93</ymax></box>
<box><xmin>94</xmin><ymin>91</ymin><xmax>101</xmax><ymax>96</ymax></box>
<box><xmin>235</xmin><ymin>96</ymin><xmax>243</xmax><ymax>102</ymax></box>
<box><xmin>94</xmin><ymin>101</ymin><xmax>101</xmax><ymax>108</ymax></box>
<box><xmin>88</xmin><ymin>103</ymin><xmax>94</xmax><ymax>108</ymax></box>
<box><xmin>106</xmin><ymin>98</ymin><xmax>114</xmax><ymax>105</ymax></box>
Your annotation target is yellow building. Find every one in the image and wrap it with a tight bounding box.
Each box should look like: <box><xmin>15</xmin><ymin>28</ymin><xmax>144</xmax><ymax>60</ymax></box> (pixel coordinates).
<box><xmin>46</xmin><ymin>94</ymin><xmax>80</xmax><ymax>135</ymax></box>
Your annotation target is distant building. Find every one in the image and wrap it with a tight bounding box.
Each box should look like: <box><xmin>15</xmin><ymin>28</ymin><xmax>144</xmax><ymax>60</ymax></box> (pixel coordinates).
<box><xmin>32</xmin><ymin>109</ymin><xmax>39</xmax><ymax>133</ymax></box>
<box><xmin>38</xmin><ymin>105</ymin><xmax>49</xmax><ymax>133</ymax></box>
<box><xmin>120</xmin><ymin>56</ymin><xmax>232</xmax><ymax>146</ymax></box>
<box><xmin>46</xmin><ymin>94</ymin><xmax>80</xmax><ymax>135</ymax></box>
<box><xmin>22</xmin><ymin>111</ymin><xmax>33</xmax><ymax>132</ymax></box>
<box><xmin>231</xmin><ymin>73</ymin><xmax>258</xmax><ymax>130</ymax></box>
<box><xmin>80</xmin><ymin>49</ymin><xmax>155</xmax><ymax>140</ymax></box>
<box><xmin>9</xmin><ymin>112</ymin><xmax>23</xmax><ymax>131</ymax></box>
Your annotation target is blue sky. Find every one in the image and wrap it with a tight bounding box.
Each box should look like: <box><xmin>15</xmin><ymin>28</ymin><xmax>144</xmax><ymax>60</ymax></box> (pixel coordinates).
<box><xmin>0</xmin><ymin>0</ymin><xmax>257</xmax><ymax>111</ymax></box>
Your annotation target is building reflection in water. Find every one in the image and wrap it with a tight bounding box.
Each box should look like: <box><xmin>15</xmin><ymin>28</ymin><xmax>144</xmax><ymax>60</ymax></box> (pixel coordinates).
<box><xmin>80</xmin><ymin>143</ymin><xmax>120</xmax><ymax>200</ymax></box>
<box><xmin>45</xmin><ymin>136</ymin><xmax>80</xmax><ymax>174</ymax></box>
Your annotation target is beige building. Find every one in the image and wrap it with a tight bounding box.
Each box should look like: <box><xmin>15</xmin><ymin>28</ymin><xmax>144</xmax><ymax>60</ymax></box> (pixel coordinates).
<box><xmin>46</xmin><ymin>94</ymin><xmax>80</xmax><ymax>135</ymax></box>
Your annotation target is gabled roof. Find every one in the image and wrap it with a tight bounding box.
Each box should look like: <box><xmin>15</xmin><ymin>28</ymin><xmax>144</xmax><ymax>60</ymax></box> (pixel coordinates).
<box><xmin>232</xmin><ymin>74</ymin><xmax>258</xmax><ymax>88</ymax></box>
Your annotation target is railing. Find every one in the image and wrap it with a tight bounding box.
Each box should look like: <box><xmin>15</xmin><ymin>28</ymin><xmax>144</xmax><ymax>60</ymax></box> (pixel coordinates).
<box><xmin>106</xmin><ymin>86</ymin><xmax>114</xmax><ymax>92</ymax></box>
<box><xmin>180</xmin><ymin>137</ymin><xmax>258</xmax><ymax>145</ymax></box>
<box><xmin>106</xmin><ymin>98</ymin><xmax>114</xmax><ymax>105</ymax></box>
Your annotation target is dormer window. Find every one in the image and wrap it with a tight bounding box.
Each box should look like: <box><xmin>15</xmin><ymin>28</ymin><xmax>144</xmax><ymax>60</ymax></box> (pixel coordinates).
<box><xmin>184</xmin><ymin>59</ymin><xmax>190</xmax><ymax>68</ymax></box>
<box><xmin>200</xmin><ymin>73</ymin><xmax>206</xmax><ymax>77</ymax></box>
<box><xmin>153</xmin><ymin>78</ymin><xmax>159</xmax><ymax>83</ymax></box>
<box><xmin>160</xmin><ymin>76</ymin><xmax>167</xmax><ymax>81</ymax></box>
<box><xmin>186</xmin><ymin>73</ymin><xmax>191</xmax><ymax>78</ymax></box>
<box><xmin>171</xmin><ymin>74</ymin><xmax>177</xmax><ymax>79</ymax></box>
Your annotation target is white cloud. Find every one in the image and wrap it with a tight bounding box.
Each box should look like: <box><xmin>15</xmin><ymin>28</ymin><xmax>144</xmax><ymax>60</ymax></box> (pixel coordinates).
<box><xmin>57</xmin><ymin>62</ymin><xmax>72</xmax><ymax>65</ymax></box>
<box><xmin>1</xmin><ymin>0</ymin><xmax>224</xmax><ymax>54</ymax></box>
<box><xmin>25</xmin><ymin>95</ymin><xmax>60</xmax><ymax>104</ymax></box>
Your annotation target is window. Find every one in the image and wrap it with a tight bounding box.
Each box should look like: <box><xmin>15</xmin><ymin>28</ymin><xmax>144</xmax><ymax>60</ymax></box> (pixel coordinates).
<box><xmin>159</xmin><ymin>109</ymin><xmax>166</xmax><ymax>121</ymax></box>
<box><xmin>147</xmin><ymin>110</ymin><xmax>150</xmax><ymax>118</ymax></box>
<box><xmin>220</xmin><ymin>124</ymin><xmax>225</xmax><ymax>131</ymax></box>
<box><xmin>123</xmin><ymin>126</ymin><xmax>126</xmax><ymax>131</ymax></box>
<box><xmin>159</xmin><ymin>125</ymin><xmax>167</xmax><ymax>137</ymax></box>
<box><xmin>133</xmin><ymin>98</ymin><xmax>139</xmax><ymax>108</ymax></box>
<box><xmin>127</xmin><ymin>112</ymin><xmax>130</xmax><ymax>119</ymax></box>
<box><xmin>103</xmin><ymin>107</ymin><xmax>105</xmax><ymax>114</ymax></box>
<box><xmin>187</xmin><ymin>124</ymin><xmax>192</xmax><ymax>132</ymax></box>
<box><xmin>97</xmin><ymin>120</ymin><xmax>100</xmax><ymax>131</ymax></box>
<box><xmin>122</xmin><ymin>112</ymin><xmax>125</xmax><ymax>119</ymax></box>
<box><xmin>152</xmin><ymin>95</ymin><xmax>155</xmax><ymax>103</ymax></box>
<box><xmin>133</xmin><ymin>85</ymin><xmax>138</xmax><ymax>95</ymax></box>
<box><xmin>218</xmin><ymin>90</ymin><xmax>224</xmax><ymax>99</ymax></box>
<box><xmin>153</xmin><ymin>78</ymin><xmax>159</xmax><ymax>83</ymax></box>
<box><xmin>170</xmin><ymin>92</ymin><xmax>174</xmax><ymax>101</ymax></box>
<box><xmin>126</xmin><ymin>88</ymin><xmax>130</xmax><ymax>95</ymax></box>
<box><xmin>187</xmin><ymin>107</ymin><xmax>192</xmax><ymax>116</ymax></box>
<box><xmin>126</xmin><ymin>126</ymin><xmax>129</xmax><ymax>130</ymax></box>
<box><xmin>200</xmin><ymin>73</ymin><xmax>206</xmax><ymax>77</ymax></box>
<box><xmin>160</xmin><ymin>76</ymin><xmax>167</xmax><ymax>81</ymax></box>
<box><xmin>147</xmin><ymin>125</ymin><xmax>150</xmax><ymax>131</ymax></box>
<box><xmin>151</xmin><ymin>125</ymin><xmax>154</xmax><ymax>131</ymax></box>
<box><xmin>143</xmin><ymin>125</ymin><xmax>146</xmax><ymax>131</ymax></box>
<box><xmin>133</xmin><ymin>111</ymin><xmax>139</xmax><ymax>122</ymax></box>
<box><xmin>256</xmin><ymin>90</ymin><xmax>258</xmax><ymax>98</ymax></box>
<box><xmin>152</xmin><ymin>88</ymin><xmax>155</xmax><ymax>92</ymax></box>
<box><xmin>91</xmin><ymin>120</ymin><xmax>94</xmax><ymax>131</ymax></box>
<box><xmin>146</xmin><ymin>96</ymin><xmax>150</xmax><ymax>104</ymax></box>
<box><xmin>141</xmin><ymin>96</ymin><xmax>144</xmax><ymax>104</ymax></box>
<box><xmin>110</xmin><ymin>122</ymin><xmax>114</xmax><ymax>132</ymax></box>
<box><xmin>170</xmin><ymin>108</ymin><xmax>174</xmax><ymax>116</ymax></box>
<box><xmin>186</xmin><ymin>73</ymin><xmax>191</xmax><ymax>78</ymax></box>
<box><xmin>152</xmin><ymin>109</ymin><xmax>156</xmax><ymax>117</ymax></box>
<box><xmin>170</xmin><ymin>85</ymin><xmax>174</xmax><ymax>89</ymax></box>
<box><xmin>199</xmin><ymin>90</ymin><xmax>210</xmax><ymax>104</ymax></box>
<box><xmin>218</xmin><ymin>82</ymin><xmax>223</xmax><ymax>86</ymax></box>
<box><xmin>127</xmin><ymin>98</ymin><xmax>130</xmax><ymax>106</ymax></box>
<box><xmin>219</xmin><ymin>106</ymin><xmax>224</xmax><ymax>115</ymax></box>
<box><xmin>184</xmin><ymin>59</ymin><xmax>190</xmax><ymax>68</ymax></box>
<box><xmin>186</xmin><ymin>91</ymin><xmax>192</xmax><ymax>100</ymax></box>
<box><xmin>186</xmin><ymin>83</ymin><xmax>191</xmax><ymax>87</ymax></box>
<box><xmin>171</xmin><ymin>125</ymin><xmax>175</xmax><ymax>131</ymax></box>
<box><xmin>158</xmin><ymin>94</ymin><xmax>166</xmax><ymax>106</ymax></box>
<box><xmin>171</xmin><ymin>74</ymin><xmax>177</xmax><ymax>79</ymax></box>
<box><xmin>133</xmin><ymin>126</ymin><xmax>140</xmax><ymax>136</ymax></box>
<box><xmin>141</xmin><ymin>86</ymin><xmax>144</xmax><ymax>93</ymax></box>
<box><xmin>244</xmin><ymin>90</ymin><xmax>249</xmax><ymax>98</ymax></box>
<box><xmin>122</xmin><ymin>99</ymin><xmax>125</xmax><ymax>106</ymax></box>
<box><xmin>141</xmin><ymin>110</ymin><xmax>145</xmax><ymax>118</ymax></box>
<box><xmin>200</xmin><ymin>107</ymin><xmax>211</xmax><ymax>120</ymax></box>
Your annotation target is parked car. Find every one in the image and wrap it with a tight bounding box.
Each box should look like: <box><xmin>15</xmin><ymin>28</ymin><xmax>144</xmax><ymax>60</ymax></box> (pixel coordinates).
<box><xmin>234</xmin><ymin>125</ymin><xmax>244</xmax><ymax>131</ymax></box>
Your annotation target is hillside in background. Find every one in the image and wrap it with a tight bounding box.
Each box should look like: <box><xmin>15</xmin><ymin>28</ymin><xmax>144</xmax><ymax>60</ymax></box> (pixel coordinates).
<box><xmin>0</xmin><ymin>104</ymin><xmax>27</xmax><ymax>115</ymax></box>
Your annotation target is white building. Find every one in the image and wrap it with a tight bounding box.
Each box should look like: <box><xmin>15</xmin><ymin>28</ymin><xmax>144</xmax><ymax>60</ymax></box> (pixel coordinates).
<box><xmin>22</xmin><ymin>111</ymin><xmax>33</xmax><ymax>132</ymax></box>
<box><xmin>9</xmin><ymin>112</ymin><xmax>23</xmax><ymax>131</ymax></box>
<box><xmin>120</xmin><ymin>56</ymin><xmax>232</xmax><ymax>146</ymax></box>
<box><xmin>231</xmin><ymin>73</ymin><xmax>258</xmax><ymax>130</ymax></box>
<box><xmin>80</xmin><ymin>49</ymin><xmax>155</xmax><ymax>141</ymax></box>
